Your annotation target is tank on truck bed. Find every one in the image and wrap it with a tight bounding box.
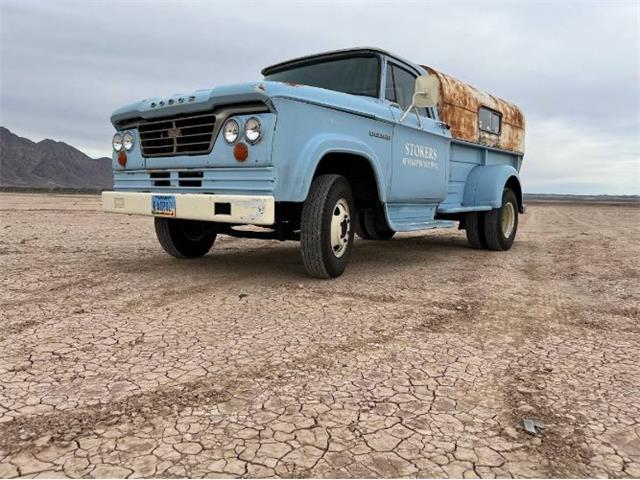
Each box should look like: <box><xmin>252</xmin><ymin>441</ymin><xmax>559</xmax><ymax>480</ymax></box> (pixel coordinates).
<box><xmin>422</xmin><ymin>66</ymin><xmax>525</xmax><ymax>154</ymax></box>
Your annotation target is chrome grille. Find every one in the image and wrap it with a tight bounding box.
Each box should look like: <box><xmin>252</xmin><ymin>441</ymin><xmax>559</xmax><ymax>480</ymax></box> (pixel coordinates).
<box><xmin>138</xmin><ymin>112</ymin><xmax>216</xmax><ymax>157</ymax></box>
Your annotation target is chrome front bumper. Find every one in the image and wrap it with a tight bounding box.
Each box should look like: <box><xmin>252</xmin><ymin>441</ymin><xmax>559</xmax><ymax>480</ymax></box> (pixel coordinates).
<box><xmin>102</xmin><ymin>191</ymin><xmax>275</xmax><ymax>225</ymax></box>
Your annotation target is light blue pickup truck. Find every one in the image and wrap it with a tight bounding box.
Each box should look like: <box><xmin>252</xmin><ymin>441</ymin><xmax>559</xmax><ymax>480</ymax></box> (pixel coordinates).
<box><xmin>103</xmin><ymin>48</ymin><xmax>525</xmax><ymax>278</ymax></box>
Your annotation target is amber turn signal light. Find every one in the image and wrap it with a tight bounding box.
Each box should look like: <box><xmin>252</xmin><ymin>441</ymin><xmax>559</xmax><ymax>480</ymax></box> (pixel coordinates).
<box><xmin>117</xmin><ymin>151</ymin><xmax>127</xmax><ymax>167</ymax></box>
<box><xmin>233</xmin><ymin>142</ymin><xmax>248</xmax><ymax>162</ymax></box>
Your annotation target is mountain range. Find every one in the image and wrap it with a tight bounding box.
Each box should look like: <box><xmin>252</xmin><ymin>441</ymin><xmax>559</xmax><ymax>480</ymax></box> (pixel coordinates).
<box><xmin>0</xmin><ymin>126</ymin><xmax>112</xmax><ymax>191</ymax></box>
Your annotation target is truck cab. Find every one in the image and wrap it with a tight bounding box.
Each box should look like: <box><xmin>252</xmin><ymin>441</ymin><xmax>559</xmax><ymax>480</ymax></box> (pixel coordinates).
<box><xmin>103</xmin><ymin>48</ymin><xmax>525</xmax><ymax>278</ymax></box>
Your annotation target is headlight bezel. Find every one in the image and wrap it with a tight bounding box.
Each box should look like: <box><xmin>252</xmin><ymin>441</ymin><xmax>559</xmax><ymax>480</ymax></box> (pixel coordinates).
<box><xmin>222</xmin><ymin>118</ymin><xmax>240</xmax><ymax>144</ymax></box>
<box><xmin>244</xmin><ymin>117</ymin><xmax>262</xmax><ymax>144</ymax></box>
<box><xmin>122</xmin><ymin>131</ymin><xmax>135</xmax><ymax>151</ymax></box>
<box><xmin>112</xmin><ymin>132</ymin><xmax>123</xmax><ymax>152</ymax></box>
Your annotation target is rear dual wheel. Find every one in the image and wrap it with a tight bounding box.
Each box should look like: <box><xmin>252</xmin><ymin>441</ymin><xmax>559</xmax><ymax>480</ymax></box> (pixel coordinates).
<box><xmin>465</xmin><ymin>188</ymin><xmax>518</xmax><ymax>251</ymax></box>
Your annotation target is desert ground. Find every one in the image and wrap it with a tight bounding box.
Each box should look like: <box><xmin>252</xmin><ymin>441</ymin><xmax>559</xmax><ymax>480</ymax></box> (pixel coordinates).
<box><xmin>0</xmin><ymin>192</ymin><xmax>638</xmax><ymax>478</ymax></box>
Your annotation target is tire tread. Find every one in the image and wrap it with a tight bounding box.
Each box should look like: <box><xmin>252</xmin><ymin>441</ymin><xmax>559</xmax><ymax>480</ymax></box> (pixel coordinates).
<box><xmin>154</xmin><ymin>218</ymin><xmax>215</xmax><ymax>258</ymax></box>
<box><xmin>465</xmin><ymin>212</ymin><xmax>486</xmax><ymax>249</ymax></box>
<box><xmin>301</xmin><ymin>174</ymin><xmax>355</xmax><ymax>278</ymax></box>
<box><xmin>300</xmin><ymin>175</ymin><xmax>340</xmax><ymax>278</ymax></box>
<box><xmin>155</xmin><ymin>217</ymin><xmax>186</xmax><ymax>258</ymax></box>
<box><xmin>483</xmin><ymin>188</ymin><xmax>518</xmax><ymax>251</ymax></box>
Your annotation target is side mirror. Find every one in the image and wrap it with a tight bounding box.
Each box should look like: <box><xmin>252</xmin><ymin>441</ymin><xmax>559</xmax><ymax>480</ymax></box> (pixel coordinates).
<box><xmin>399</xmin><ymin>74</ymin><xmax>440</xmax><ymax>126</ymax></box>
<box><xmin>413</xmin><ymin>74</ymin><xmax>440</xmax><ymax>108</ymax></box>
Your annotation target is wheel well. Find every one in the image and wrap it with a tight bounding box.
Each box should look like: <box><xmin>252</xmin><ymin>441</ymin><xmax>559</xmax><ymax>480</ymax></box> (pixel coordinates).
<box><xmin>313</xmin><ymin>152</ymin><xmax>380</xmax><ymax>210</ymax></box>
<box><xmin>506</xmin><ymin>176</ymin><xmax>523</xmax><ymax>213</ymax></box>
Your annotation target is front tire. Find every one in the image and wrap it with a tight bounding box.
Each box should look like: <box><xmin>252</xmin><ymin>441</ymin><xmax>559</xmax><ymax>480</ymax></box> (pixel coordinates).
<box><xmin>482</xmin><ymin>188</ymin><xmax>519</xmax><ymax>251</ymax></box>
<box><xmin>154</xmin><ymin>218</ymin><xmax>216</xmax><ymax>258</ymax></box>
<box><xmin>300</xmin><ymin>175</ymin><xmax>355</xmax><ymax>278</ymax></box>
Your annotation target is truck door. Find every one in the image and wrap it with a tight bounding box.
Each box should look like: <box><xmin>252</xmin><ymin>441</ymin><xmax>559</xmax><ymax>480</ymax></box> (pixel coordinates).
<box><xmin>385</xmin><ymin>63</ymin><xmax>450</xmax><ymax>203</ymax></box>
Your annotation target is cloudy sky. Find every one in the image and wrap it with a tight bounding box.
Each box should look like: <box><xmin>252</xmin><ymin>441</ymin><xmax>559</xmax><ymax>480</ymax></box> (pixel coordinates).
<box><xmin>1</xmin><ymin>0</ymin><xmax>638</xmax><ymax>194</ymax></box>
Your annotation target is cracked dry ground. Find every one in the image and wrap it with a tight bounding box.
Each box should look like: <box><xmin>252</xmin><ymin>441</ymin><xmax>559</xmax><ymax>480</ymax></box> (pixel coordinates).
<box><xmin>1</xmin><ymin>193</ymin><xmax>639</xmax><ymax>479</ymax></box>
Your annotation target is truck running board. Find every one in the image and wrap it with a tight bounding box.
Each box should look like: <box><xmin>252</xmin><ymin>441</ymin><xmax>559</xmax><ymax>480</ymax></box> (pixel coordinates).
<box><xmin>385</xmin><ymin>203</ymin><xmax>455</xmax><ymax>232</ymax></box>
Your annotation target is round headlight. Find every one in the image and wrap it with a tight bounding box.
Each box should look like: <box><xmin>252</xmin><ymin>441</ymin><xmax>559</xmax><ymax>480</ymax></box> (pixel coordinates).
<box><xmin>223</xmin><ymin>119</ymin><xmax>240</xmax><ymax>144</ymax></box>
<box><xmin>244</xmin><ymin>117</ymin><xmax>262</xmax><ymax>144</ymax></box>
<box><xmin>112</xmin><ymin>133</ymin><xmax>123</xmax><ymax>152</ymax></box>
<box><xmin>123</xmin><ymin>131</ymin><xmax>135</xmax><ymax>151</ymax></box>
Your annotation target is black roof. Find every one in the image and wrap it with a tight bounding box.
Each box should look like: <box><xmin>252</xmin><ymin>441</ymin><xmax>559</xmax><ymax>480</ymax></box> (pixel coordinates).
<box><xmin>261</xmin><ymin>47</ymin><xmax>422</xmax><ymax>76</ymax></box>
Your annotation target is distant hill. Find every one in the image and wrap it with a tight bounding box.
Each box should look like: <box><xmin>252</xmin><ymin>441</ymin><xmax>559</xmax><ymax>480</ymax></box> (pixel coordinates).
<box><xmin>0</xmin><ymin>126</ymin><xmax>112</xmax><ymax>191</ymax></box>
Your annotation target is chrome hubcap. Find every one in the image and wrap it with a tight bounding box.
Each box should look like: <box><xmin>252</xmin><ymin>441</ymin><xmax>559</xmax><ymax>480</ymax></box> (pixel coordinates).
<box><xmin>330</xmin><ymin>198</ymin><xmax>351</xmax><ymax>258</ymax></box>
<box><xmin>501</xmin><ymin>202</ymin><xmax>516</xmax><ymax>238</ymax></box>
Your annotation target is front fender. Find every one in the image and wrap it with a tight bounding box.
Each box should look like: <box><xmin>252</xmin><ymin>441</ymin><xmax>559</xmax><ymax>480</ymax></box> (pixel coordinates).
<box><xmin>283</xmin><ymin>133</ymin><xmax>387</xmax><ymax>203</ymax></box>
<box><xmin>463</xmin><ymin>165</ymin><xmax>522</xmax><ymax>210</ymax></box>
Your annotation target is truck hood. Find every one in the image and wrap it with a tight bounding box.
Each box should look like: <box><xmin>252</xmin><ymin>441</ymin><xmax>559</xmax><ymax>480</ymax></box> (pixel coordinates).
<box><xmin>110</xmin><ymin>81</ymin><xmax>383</xmax><ymax>126</ymax></box>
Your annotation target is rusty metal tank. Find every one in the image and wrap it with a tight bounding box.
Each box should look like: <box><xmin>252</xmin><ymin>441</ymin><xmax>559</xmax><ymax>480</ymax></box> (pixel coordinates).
<box><xmin>422</xmin><ymin>66</ymin><xmax>525</xmax><ymax>154</ymax></box>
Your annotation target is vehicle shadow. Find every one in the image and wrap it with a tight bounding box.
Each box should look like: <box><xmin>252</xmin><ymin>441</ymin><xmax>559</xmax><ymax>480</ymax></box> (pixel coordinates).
<box><xmin>99</xmin><ymin>231</ymin><xmax>476</xmax><ymax>281</ymax></box>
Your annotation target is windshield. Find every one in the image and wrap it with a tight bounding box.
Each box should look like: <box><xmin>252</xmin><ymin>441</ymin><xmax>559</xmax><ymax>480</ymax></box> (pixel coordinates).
<box><xmin>263</xmin><ymin>55</ymin><xmax>380</xmax><ymax>97</ymax></box>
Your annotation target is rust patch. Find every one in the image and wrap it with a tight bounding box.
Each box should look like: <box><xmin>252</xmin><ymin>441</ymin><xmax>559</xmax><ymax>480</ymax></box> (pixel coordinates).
<box><xmin>422</xmin><ymin>65</ymin><xmax>525</xmax><ymax>153</ymax></box>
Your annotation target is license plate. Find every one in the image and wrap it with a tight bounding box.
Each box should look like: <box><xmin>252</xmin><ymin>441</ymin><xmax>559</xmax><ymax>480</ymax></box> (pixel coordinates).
<box><xmin>151</xmin><ymin>195</ymin><xmax>176</xmax><ymax>216</ymax></box>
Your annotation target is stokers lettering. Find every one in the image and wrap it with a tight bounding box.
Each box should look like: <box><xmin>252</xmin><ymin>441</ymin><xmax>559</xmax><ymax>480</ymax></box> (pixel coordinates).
<box><xmin>404</xmin><ymin>143</ymin><xmax>437</xmax><ymax>160</ymax></box>
<box><xmin>402</xmin><ymin>143</ymin><xmax>439</xmax><ymax>170</ymax></box>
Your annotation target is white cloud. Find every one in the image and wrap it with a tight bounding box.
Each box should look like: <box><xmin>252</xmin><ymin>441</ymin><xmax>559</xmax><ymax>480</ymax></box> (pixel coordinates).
<box><xmin>523</xmin><ymin>116</ymin><xmax>640</xmax><ymax>194</ymax></box>
<box><xmin>1</xmin><ymin>0</ymin><xmax>639</xmax><ymax>194</ymax></box>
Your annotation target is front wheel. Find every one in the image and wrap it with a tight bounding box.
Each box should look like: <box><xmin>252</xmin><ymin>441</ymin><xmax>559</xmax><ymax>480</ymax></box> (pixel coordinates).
<box><xmin>482</xmin><ymin>188</ymin><xmax>519</xmax><ymax>251</ymax></box>
<box><xmin>300</xmin><ymin>174</ymin><xmax>355</xmax><ymax>278</ymax></box>
<box><xmin>154</xmin><ymin>218</ymin><xmax>216</xmax><ymax>258</ymax></box>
